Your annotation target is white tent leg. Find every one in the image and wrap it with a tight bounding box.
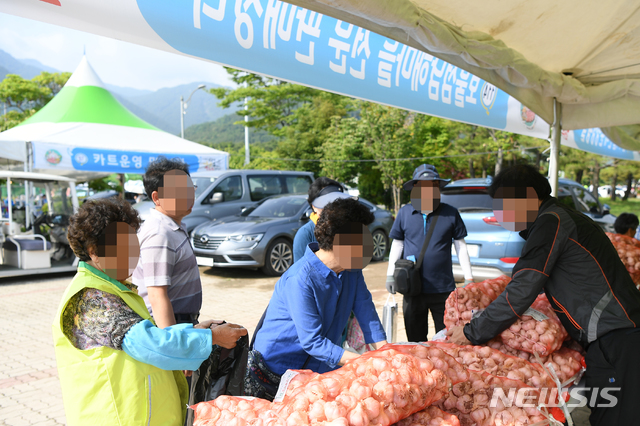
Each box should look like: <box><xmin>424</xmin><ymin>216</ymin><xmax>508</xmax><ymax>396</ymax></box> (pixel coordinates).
<box><xmin>548</xmin><ymin>99</ymin><xmax>562</xmax><ymax>197</ymax></box>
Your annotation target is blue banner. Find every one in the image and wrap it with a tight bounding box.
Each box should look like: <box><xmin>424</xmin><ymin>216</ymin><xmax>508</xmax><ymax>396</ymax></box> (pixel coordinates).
<box><xmin>70</xmin><ymin>147</ymin><xmax>201</xmax><ymax>173</ymax></box>
<box><xmin>571</xmin><ymin>129</ymin><xmax>635</xmax><ymax>160</ymax></box>
<box><xmin>136</xmin><ymin>0</ymin><xmax>509</xmax><ymax>130</ymax></box>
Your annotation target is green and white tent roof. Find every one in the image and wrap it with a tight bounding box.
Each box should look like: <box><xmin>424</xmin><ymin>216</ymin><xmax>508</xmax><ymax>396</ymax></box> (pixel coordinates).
<box><xmin>0</xmin><ymin>57</ymin><xmax>228</xmax><ymax>180</ymax></box>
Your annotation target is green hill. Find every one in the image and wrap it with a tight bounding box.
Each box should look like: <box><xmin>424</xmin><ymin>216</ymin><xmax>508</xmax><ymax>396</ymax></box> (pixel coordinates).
<box><xmin>185</xmin><ymin>113</ymin><xmax>274</xmax><ymax>146</ymax></box>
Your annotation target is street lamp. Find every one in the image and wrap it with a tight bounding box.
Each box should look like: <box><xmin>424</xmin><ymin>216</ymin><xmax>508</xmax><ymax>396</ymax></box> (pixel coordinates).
<box><xmin>180</xmin><ymin>84</ymin><xmax>206</xmax><ymax>139</ymax></box>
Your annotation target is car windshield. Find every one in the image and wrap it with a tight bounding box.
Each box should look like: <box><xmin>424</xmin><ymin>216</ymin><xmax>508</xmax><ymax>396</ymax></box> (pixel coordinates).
<box><xmin>248</xmin><ymin>197</ymin><xmax>307</xmax><ymax>218</ymax></box>
<box><xmin>441</xmin><ymin>188</ymin><xmax>493</xmax><ymax>212</ymax></box>
<box><xmin>193</xmin><ymin>177</ymin><xmax>217</xmax><ymax>199</ymax></box>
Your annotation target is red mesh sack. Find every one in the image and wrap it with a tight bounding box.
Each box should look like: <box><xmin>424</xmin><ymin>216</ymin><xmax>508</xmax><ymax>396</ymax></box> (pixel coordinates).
<box><xmin>486</xmin><ymin>339</ymin><xmax>584</xmax><ymax>385</ymax></box>
<box><xmin>499</xmin><ymin>295</ymin><xmax>568</xmax><ymax>356</ymax></box>
<box><xmin>606</xmin><ymin>232</ymin><xmax>640</xmax><ymax>288</ymax></box>
<box><xmin>394</xmin><ymin>406</ymin><xmax>460</xmax><ymax>426</ymax></box>
<box><xmin>424</xmin><ymin>342</ymin><xmax>557</xmax><ymax>394</ymax></box>
<box><xmin>434</xmin><ymin>370</ymin><xmax>547</xmax><ymax>426</ymax></box>
<box><xmin>193</xmin><ymin>344</ymin><xmax>459</xmax><ymax>426</ymax></box>
<box><xmin>444</xmin><ymin>276</ymin><xmax>510</xmax><ymax>329</ymax></box>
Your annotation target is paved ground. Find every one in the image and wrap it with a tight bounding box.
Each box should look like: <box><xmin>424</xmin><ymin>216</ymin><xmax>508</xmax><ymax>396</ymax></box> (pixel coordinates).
<box><xmin>0</xmin><ymin>261</ymin><xmax>590</xmax><ymax>425</ymax></box>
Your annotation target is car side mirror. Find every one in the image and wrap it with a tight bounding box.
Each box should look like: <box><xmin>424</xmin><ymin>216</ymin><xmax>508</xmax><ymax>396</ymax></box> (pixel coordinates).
<box><xmin>210</xmin><ymin>192</ymin><xmax>224</xmax><ymax>204</ymax></box>
<box><xmin>302</xmin><ymin>210</ymin><xmax>312</xmax><ymax>220</ymax></box>
<box><xmin>602</xmin><ymin>204</ymin><xmax>611</xmax><ymax>215</ymax></box>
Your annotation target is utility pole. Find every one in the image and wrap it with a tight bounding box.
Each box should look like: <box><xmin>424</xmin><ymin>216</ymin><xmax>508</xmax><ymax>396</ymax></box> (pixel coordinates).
<box><xmin>180</xmin><ymin>96</ymin><xmax>185</xmax><ymax>138</ymax></box>
<box><xmin>244</xmin><ymin>95</ymin><xmax>250</xmax><ymax>165</ymax></box>
<box><xmin>180</xmin><ymin>85</ymin><xmax>206</xmax><ymax>139</ymax></box>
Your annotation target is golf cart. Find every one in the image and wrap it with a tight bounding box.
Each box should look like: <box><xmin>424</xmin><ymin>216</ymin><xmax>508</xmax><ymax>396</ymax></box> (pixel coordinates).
<box><xmin>0</xmin><ymin>171</ymin><xmax>80</xmax><ymax>279</ymax></box>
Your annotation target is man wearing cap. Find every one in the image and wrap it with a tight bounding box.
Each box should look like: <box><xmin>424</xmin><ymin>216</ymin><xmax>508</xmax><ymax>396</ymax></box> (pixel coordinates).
<box><xmin>293</xmin><ymin>178</ymin><xmax>352</xmax><ymax>263</ymax></box>
<box><xmin>386</xmin><ymin>164</ymin><xmax>474</xmax><ymax>342</ymax></box>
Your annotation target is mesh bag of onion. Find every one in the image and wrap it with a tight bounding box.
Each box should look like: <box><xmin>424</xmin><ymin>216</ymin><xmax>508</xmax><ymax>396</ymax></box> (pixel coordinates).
<box><xmin>444</xmin><ymin>276</ymin><xmax>511</xmax><ymax>329</ymax></box>
<box><xmin>192</xmin><ymin>344</ymin><xmax>468</xmax><ymax>426</ymax></box>
<box><xmin>486</xmin><ymin>340</ymin><xmax>585</xmax><ymax>386</ymax></box>
<box><xmin>434</xmin><ymin>370</ymin><xmax>548</xmax><ymax>426</ymax></box>
<box><xmin>498</xmin><ymin>295</ymin><xmax>568</xmax><ymax>357</ymax></box>
<box><xmin>606</xmin><ymin>232</ymin><xmax>640</xmax><ymax>288</ymax></box>
<box><xmin>393</xmin><ymin>406</ymin><xmax>460</xmax><ymax>426</ymax></box>
<box><xmin>423</xmin><ymin>343</ymin><xmax>557</xmax><ymax>398</ymax></box>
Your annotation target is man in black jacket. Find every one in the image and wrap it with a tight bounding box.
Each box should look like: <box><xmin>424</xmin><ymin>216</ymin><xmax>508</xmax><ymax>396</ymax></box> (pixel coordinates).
<box><xmin>448</xmin><ymin>164</ymin><xmax>640</xmax><ymax>425</ymax></box>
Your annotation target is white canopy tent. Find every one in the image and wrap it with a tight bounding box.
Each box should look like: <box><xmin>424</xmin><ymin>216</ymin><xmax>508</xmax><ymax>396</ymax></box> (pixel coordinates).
<box><xmin>1</xmin><ymin>0</ymin><xmax>639</xmax><ymax>194</ymax></box>
<box><xmin>0</xmin><ymin>57</ymin><xmax>229</xmax><ymax>181</ymax></box>
<box><xmin>283</xmin><ymin>0</ymin><xmax>640</xmax><ymax>193</ymax></box>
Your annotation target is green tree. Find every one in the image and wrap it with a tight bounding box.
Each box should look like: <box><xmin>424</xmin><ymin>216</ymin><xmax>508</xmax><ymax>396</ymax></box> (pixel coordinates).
<box><xmin>209</xmin><ymin>68</ymin><xmax>354</xmax><ymax>176</ymax></box>
<box><xmin>275</xmin><ymin>92</ymin><xmax>352</xmax><ymax>176</ymax></box>
<box><xmin>0</xmin><ymin>71</ymin><xmax>71</xmax><ymax>131</ymax></box>
<box><xmin>209</xmin><ymin>68</ymin><xmax>320</xmax><ymax>135</ymax></box>
<box><xmin>318</xmin><ymin>115</ymin><xmax>365</xmax><ymax>185</ymax></box>
<box><xmin>359</xmin><ymin>102</ymin><xmax>415</xmax><ymax>215</ymax></box>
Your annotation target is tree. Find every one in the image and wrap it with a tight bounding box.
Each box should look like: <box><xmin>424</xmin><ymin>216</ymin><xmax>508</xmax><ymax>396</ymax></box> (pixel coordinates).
<box><xmin>446</xmin><ymin>122</ymin><xmax>480</xmax><ymax>178</ymax></box>
<box><xmin>209</xmin><ymin>68</ymin><xmax>354</xmax><ymax>176</ymax></box>
<box><xmin>0</xmin><ymin>71</ymin><xmax>71</xmax><ymax>131</ymax></box>
<box><xmin>209</xmin><ymin>68</ymin><xmax>322</xmax><ymax>135</ymax></box>
<box><xmin>560</xmin><ymin>147</ymin><xmax>592</xmax><ymax>184</ymax></box>
<box><xmin>318</xmin><ymin>116</ymin><xmax>365</xmax><ymax>185</ymax></box>
<box><xmin>275</xmin><ymin>92</ymin><xmax>352</xmax><ymax>176</ymax></box>
<box><xmin>413</xmin><ymin>115</ymin><xmax>464</xmax><ymax>180</ymax></box>
<box><xmin>359</xmin><ymin>102</ymin><xmax>415</xmax><ymax>215</ymax></box>
<box><xmin>600</xmin><ymin>160</ymin><xmax>640</xmax><ymax>201</ymax></box>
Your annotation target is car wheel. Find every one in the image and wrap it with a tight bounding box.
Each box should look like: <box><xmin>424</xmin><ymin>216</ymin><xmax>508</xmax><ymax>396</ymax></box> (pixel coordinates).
<box><xmin>371</xmin><ymin>230</ymin><xmax>388</xmax><ymax>262</ymax></box>
<box><xmin>262</xmin><ymin>238</ymin><xmax>293</xmax><ymax>276</ymax></box>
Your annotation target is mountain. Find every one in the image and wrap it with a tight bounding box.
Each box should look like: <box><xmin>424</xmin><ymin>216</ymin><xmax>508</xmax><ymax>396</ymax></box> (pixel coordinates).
<box><xmin>0</xmin><ymin>49</ymin><xmax>49</xmax><ymax>80</ymax></box>
<box><xmin>0</xmin><ymin>49</ymin><xmax>237</xmax><ymax>134</ymax></box>
<box><xmin>0</xmin><ymin>65</ymin><xmax>9</xmax><ymax>82</ymax></box>
<box><xmin>185</xmin><ymin>112</ymin><xmax>274</xmax><ymax>145</ymax></box>
<box><xmin>104</xmin><ymin>84</ymin><xmax>153</xmax><ymax>99</ymax></box>
<box><xmin>125</xmin><ymin>83</ymin><xmax>236</xmax><ymax>135</ymax></box>
<box><xmin>20</xmin><ymin>58</ymin><xmax>58</xmax><ymax>74</ymax></box>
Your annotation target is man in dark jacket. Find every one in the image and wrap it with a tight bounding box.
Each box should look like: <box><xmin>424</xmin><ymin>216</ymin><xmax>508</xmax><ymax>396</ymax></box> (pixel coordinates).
<box><xmin>448</xmin><ymin>164</ymin><xmax>640</xmax><ymax>425</ymax></box>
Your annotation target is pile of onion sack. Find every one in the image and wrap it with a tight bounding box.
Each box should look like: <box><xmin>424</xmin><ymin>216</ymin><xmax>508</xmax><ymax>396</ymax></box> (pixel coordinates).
<box><xmin>191</xmin><ymin>344</ymin><xmax>466</xmax><ymax>426</ymax></box>
<box><xmin>440</xmin><ymin>277</ymin><xmax>586</xmax><ymax>423</ymax></box>
<box><xmin>191</xmin><ymin>341</ymin><xmax>575</xmax><ymax>426</ymax></box>
<box><xmin>605</xmin><ymin>232</ymin><xmax>640</xmax><ymax>289</ymax></box>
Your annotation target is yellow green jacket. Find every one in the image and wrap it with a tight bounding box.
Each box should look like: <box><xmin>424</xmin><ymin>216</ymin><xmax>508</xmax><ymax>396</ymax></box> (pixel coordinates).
<box><xmin>52</xmin><ymin>262</ymin><xmax>189</xmax><ymax>426</ymax></box>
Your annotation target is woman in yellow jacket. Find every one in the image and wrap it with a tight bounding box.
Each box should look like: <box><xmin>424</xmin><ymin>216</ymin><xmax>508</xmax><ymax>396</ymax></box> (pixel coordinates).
<box><xmin>52</xmin><ymin>198</ymin><xmax>246</xmax><ymax>426</ymax></box>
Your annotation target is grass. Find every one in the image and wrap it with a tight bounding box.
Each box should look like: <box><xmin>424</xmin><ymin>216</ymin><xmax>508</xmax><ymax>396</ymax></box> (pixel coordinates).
<box><xmin>600</xmin><ymin>196</ymin><xmax>640</xmax><ymax>217</ymax></box>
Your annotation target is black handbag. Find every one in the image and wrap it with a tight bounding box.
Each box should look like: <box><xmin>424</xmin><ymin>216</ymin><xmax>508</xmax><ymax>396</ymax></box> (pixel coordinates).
<box><xmin>393</xmin><ymin>213</ymin><xmax>439</xmax><ymax>296</ymax></box>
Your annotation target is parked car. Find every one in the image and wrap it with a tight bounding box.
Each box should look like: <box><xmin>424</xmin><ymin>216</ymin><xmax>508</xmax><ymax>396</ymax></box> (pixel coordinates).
<box><xmin>83</xmin><ymin>189</ymin><xmax>138</xmax><ymax>204</ymax></box>
<box><xmin>441</xmin><ymin>177</ymin><xmax>617</xmax><ymax>281</ymax></box>
<box><xmin>191</xmin><ymin>194</ymin><xmax>394</xmax><ymax>276</ymax></box>
<box><xmin>595</xmin><ymin>184</ymin><xmax>627</xmax><ymax>199</ymax></box>
<box><xmin>133</xmin><ymin>169</ymin><xmax>314</xmax><ymax>232</ymax></box>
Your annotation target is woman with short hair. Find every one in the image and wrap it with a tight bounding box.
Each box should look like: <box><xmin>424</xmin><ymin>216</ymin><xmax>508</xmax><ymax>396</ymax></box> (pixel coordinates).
<box><xmin>53</xmin><ymin>198</ymin><xmax>246</xmax><ymax>426</ymax></box>
<box><xmin>245</xmin><ymin>197</ymin><xmax>387</xmax><ymax>400</ymax></box>
<box><xmin>292</xmin><ymin>177</ymin><xmax>348</xmax><ymax>263</ymax></box>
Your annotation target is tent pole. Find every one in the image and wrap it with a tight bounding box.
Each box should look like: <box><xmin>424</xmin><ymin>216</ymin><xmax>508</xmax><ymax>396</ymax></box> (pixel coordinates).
<box><xmin>7</xmin><ymin>178</ymin><xmax>12</xmax><ymax>233</ymax></box>
<box><xmin>549</xmin><ymin>99</ymin><xmax>561</xmax><ymax>197</ymax></box>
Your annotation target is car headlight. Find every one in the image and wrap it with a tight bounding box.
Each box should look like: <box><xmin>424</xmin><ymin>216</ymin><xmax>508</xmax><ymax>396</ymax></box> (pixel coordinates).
<box><xmin>226</xmin><ymin>233</ymin><xmax>264</xmax><ymax>242</ymax></box>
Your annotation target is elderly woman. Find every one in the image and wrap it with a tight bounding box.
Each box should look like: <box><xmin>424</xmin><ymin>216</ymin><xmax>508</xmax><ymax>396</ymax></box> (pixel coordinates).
<box><xmin>53</xmin><ymin>198</ymin><xmax>246</xmax><ymax>426</ymax></box>
<box><xmin>245</xmin><ymin>197</ymin><xmax>387</xmax><ymax>400</ymax></box>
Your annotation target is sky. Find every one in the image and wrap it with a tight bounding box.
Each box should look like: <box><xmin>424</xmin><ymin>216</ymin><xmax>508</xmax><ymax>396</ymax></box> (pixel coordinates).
<box><xmin>0</xmin><ymin>12</ymin><xmax>235</xmax><ymax>91</ymax></box>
